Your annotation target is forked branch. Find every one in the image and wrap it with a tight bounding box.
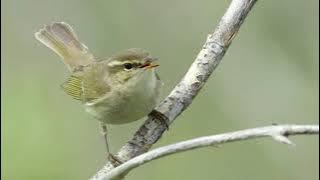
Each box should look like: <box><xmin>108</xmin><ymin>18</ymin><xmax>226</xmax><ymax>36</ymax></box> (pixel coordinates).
<box><xmin>89</xmin><ymin>0</ymin><xmax>319</xmax><ymax>179</ymax></box>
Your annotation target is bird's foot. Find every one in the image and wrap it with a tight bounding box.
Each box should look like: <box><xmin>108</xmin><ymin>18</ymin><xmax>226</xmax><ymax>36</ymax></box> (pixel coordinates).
<box><xmin>108</xmin><ymin>153</ymin><xmax>123</xmax><ymax>166</ymax></box>
<box><xmin>149</xmin><ymin>109</ymin><xmax>170</xmax><ymax>130</ymax></box>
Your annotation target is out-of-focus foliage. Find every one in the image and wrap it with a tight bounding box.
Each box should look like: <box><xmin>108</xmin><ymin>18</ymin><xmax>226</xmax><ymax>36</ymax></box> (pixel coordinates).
<box><xmin>1</xmin><ymin>0</ymin><xmax>318</xmax><ymax>179</ymax></box>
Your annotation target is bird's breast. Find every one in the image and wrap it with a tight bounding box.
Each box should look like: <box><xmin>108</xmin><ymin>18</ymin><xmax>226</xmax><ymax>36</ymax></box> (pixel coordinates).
<box><xmin>85</xmin><ymin>70</ymin><xmax>162</xmax><ymax>124</ymax></box>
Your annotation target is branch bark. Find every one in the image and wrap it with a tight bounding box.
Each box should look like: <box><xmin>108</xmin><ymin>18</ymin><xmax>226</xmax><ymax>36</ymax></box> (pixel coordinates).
<box><xmin>91</xmin><ymin>0</ymin><xmax>258</xmax><ymax>179</ymax></box>
<box><xmin>104</xmin><ymin>124</ymin><xmax>319</xmax><ymax>180</ymax></box>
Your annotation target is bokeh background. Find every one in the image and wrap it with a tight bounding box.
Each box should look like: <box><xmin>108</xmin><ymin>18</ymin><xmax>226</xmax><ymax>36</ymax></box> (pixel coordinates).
<box><xmin>2</xmin><ymin>0</ymin><xmax>319</xmax><ymax>179</ymax></box>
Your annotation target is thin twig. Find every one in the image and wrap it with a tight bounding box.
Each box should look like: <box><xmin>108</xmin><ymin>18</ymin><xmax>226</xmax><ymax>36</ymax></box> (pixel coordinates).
<box><xmin>91</xmin><ymin>0</ymin><xmax>258</xmax><ymax>179</ymax></box>
<box><xmin>104</xmin><ymin>124</ymin><xmax>319</xmax><ymax>179</ymax></box>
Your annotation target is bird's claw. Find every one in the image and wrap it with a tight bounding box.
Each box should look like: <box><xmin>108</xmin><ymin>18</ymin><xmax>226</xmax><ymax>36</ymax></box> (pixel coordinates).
<box><xmin>108</xmin><ymin>153</ymin><xmax>123</xmax><ymax>166</ymax></box>
<box><xmin>149</xmin><ymin>109</ymin><xmax>170</xmax><ymax>130</ymax></box>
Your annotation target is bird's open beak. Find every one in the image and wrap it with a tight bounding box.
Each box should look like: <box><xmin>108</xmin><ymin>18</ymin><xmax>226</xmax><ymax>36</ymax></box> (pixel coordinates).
<box><xmin>140</xmin><ymin>56</ymin><xmax>159</xmax><ymax>69</ymax></box>
<box><xmin>140</xmin><ymin>62</ymin><xmax>159</xmax><ymax>69</ymax></box>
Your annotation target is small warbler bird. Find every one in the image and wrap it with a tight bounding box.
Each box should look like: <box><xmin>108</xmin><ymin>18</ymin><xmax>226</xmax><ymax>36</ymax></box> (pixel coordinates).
<box><xmin>35</xmin><ymin>22</ymin><xmax>162</xmax><ymax>159</ymax></box>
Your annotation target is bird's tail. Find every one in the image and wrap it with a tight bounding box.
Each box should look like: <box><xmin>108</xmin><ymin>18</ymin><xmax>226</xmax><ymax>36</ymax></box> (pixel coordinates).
<box><xmin>35</xmin><ymin>22</ymin><xmax>94</xmax><ymax>71</ymax></box>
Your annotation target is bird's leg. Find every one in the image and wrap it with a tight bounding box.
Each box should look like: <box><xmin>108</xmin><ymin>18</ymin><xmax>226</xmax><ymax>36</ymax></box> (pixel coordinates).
<box><xmin>100</xmin><ymin>122</ymin><xmax>123</xmax><ymax>166</ymax></box>
<box><xmin>100</xmin><ymin>122</ymin><xmax>111</xmax><ymax>153</ymax></box>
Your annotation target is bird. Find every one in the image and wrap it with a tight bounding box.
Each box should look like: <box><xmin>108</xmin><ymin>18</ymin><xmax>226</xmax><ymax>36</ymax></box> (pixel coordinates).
<box><xmin>34</xmin><ymin>22</ymin><xmax>163</xmax><ymax>161</ymax></box>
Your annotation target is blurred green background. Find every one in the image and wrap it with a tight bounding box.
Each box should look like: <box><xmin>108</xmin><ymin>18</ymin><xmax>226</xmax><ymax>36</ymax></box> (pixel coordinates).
<box><xmin>1</xmin><ymin>0</ymin><xmax>319</xmax><ymax>179</ymax></box>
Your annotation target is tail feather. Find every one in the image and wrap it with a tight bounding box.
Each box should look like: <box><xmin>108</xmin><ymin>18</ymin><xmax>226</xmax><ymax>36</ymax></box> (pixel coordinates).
<box><xmin>35</xmin><ymin>22</ymin><xmax>94</xmax><ymax>71</ymax></box>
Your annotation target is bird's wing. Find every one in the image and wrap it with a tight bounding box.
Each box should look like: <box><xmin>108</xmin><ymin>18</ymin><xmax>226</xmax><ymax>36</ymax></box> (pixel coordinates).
<box><xmin>61</xmin><ymin>65</ymin><xmax>110</xmax><ymax>103</ymax></box>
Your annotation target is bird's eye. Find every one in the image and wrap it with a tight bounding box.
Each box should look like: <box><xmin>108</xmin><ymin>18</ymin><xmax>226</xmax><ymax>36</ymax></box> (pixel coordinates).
<box><xmin>123</xmin><ymin>63</ymin><xmax>133</xmax><ymax>70</ymax></box>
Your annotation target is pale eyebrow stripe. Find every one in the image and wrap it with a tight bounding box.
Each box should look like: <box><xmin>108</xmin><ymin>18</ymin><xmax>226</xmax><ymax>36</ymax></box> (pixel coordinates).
<box><xmin>107</xmin><ymin>61</ymin><xmax>123</xmax><ymax>67</ymax></box>
<box><xmin>107</xmin><ymin>60</ymin><xmax>142</xmax><ymax>67</ymax></box>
